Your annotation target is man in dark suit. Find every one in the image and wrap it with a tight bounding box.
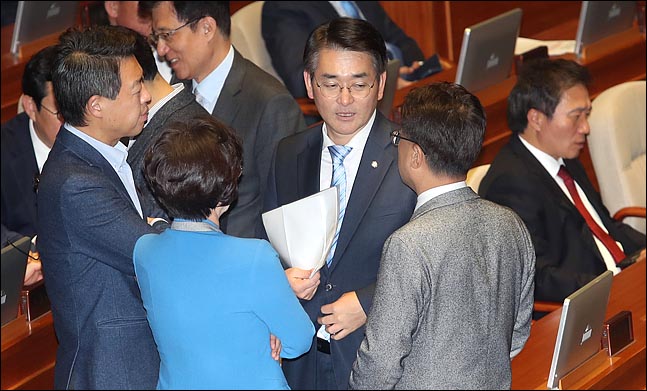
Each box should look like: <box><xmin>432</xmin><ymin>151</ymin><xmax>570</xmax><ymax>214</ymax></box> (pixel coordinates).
<box><xmin>262</xmin><ymin>1</ymin><xmax>425</xmax><ymax>99</ymax></box>
<box><xmin>479</xmin><ymin>59</ymin><xmax>645</xmax><ymax>317</ymax></box>
<box><xmin>38</xmin><ymin>25</ymin><xmax>166</xmax><ymax>389</ymax></box>
<box><xmin>126</xmin><ymin>30</ymin><xmax>211</xmax><ymax>219</ymax></box>
<box><xmin>1</xmin><ymin>45</ymin><xmax>60</xmax><ymax>286</ymax></box>
<box><xmin>141</xmin><ymin>1</ymin><xmax>306</xmax><ymax>238</ymax></box>
<box><xmin>263</xmin><ymin>18</ymin><xmax>416</xmax><ymax>390</ymax></box>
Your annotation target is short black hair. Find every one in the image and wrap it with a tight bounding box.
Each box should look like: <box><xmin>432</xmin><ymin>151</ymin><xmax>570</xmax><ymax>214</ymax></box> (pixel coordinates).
<box><xmin>139</xmin><ymin>1</ymin><xmax>231</xmax><ymax>37</ymax></box>
<box><xmin>144</xmin><ymin>116</ymin><xmax>243</xmax><ymax>220</ymax></box>
<box><xmin>304</xmin><ymin>17</ymin><xmax>387</xmax><ymax>78</ymax></box>
<box><xmin>400</xmin><ymin>82</ymin><xmax>486</xmax><ymax>177</ymax></box>
<box><xmin>52</xmin><ymin>25</ymin><xmax>138</xmax><ymax>127</ymax></box>
<box><xmin>132</xmin><ymin>29</ymin><xmax>158</xmax><ymax>81</ymax></box>
<box><xmin>507</xmin><ymin>58</ymin><xmax>591</xmax><ymax>135</ymax></box>
<box><xmin>22</xmin><ymin>45</ymin><xmax>58</xmax><ymax>110</ymax></box>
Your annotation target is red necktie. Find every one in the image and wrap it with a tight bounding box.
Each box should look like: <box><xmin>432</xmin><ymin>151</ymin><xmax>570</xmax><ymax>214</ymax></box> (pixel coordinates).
<box><xmin>557</xmin><ymin>165</ymin><xmax>626</xmax><ymax>263</ymax></box>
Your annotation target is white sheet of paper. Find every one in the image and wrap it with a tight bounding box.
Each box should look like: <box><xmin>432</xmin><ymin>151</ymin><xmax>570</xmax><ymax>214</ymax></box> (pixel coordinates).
<box><xmin>515</xmin><ymin>37</ymin><xmax>576</xmax><ymax>56</ymax></box>
<box><xmin>262</xmin><ymin>187</ymin><xmax>338</xmax><ymax>278</ymax></box>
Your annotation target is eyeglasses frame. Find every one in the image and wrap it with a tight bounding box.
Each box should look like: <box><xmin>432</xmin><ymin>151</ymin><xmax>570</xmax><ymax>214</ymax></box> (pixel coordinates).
<box><xmin>313</xmin><ymin>77</ymin><xmax>378</xmax><ymax>99</ymax></box>
<box><xmin>390</xmin><ymin>129</ymin><xmax>426</xmax><ymax>154</ymax></box>
<box><xmin>149</xmin><ymin>17</ymin><xmax>202</xmax><ymax>46</ymax></box>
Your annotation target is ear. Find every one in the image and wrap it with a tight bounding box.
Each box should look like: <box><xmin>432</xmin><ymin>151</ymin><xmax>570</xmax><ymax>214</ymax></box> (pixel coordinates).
<box><xmin>21</xmin><ymin>95</ymin><xmax>38</xmax><ymax>121</ymax></box>
<box><xmin>87</xmin><ymin>96</ymin><xmax>103</xmax><ymax>119</ymax></box>
<box><xmin>376</xmin><ymin>71</ymin><xmax>387</xmax><ymax>101</ymax></box>
<box><xmin>527</xmin><ymin>108</ymin><xmax>544</xmax><ymax>132</ymax></box>
<box><xmin>104</xmin><ymin>1</ymin><xmax>119</xmax><ymax>20</ymax></box>
<box><xmin>410</xmin><ymin>144</ymin><xmax>425</xmax><ymax>170</ymax></box>
<box><xmin>202</xmin><ymin>16</ymin><xmax>217</xmax><ymax>39</ymax></box>
<box><xmin>304</xmin><ymin>71</ymin><xmax>315</xmax><ymax>99</ymax></box>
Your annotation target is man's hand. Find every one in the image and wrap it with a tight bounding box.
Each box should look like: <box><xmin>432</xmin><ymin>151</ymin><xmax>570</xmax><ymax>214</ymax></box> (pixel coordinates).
<box><xmin>23</xmin><ymin>251</ymin><xmax>43</xmax><ymax>287</ymax></box>
<box><xmin>285</xmin><ymin>267</ymin><xmax>320</xmax><ymax>300</ymax></box>
<box><xmin>270</xmin><ymin>334</ymin><xmax>282</xmax><ymax>361</ymax></box>
<box><xmin>317</xmin><ymin>291</ymin><xmax>367</xmax><ymax>340</ymax></box>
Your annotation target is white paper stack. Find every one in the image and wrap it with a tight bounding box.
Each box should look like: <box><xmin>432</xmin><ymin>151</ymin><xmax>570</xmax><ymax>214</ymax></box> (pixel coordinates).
<box><xmin>262</xmin><ymin>187</ymin><xmax>339</xmax><ymax>277</ymax></box>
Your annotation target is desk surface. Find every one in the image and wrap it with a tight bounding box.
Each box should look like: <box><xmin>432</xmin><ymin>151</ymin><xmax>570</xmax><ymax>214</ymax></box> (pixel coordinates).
<box><xmin>511</xmin><ymin>260</ymin><xmax>646</xmax><ymax>390</ymax></box>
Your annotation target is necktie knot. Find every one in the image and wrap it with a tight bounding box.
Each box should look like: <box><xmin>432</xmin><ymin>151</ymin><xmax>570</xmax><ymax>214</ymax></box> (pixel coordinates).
<box><xmin>557</xmin><ymin>165</ymin><xmax>573</xmax><ymax>185</ymax></box>
<box><xmin>328</xmin><ymin>145</ymin><xmax>352</xmax><ymax>165</ymax></box>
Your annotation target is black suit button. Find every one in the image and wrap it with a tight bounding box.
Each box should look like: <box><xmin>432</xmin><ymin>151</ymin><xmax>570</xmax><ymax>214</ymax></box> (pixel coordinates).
<box><xmin>325</xmin><ymin>283</ymin><xmax>333</xmax><ymax>291</ymax></box>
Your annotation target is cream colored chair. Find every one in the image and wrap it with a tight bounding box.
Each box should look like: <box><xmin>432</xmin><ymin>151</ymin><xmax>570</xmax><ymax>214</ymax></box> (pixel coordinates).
<box><xmin>465</xmin><ymin>163</ymin><xmax>491</xmax><ymax>193</ymax></box>
<box><xmin>230</xmin><ymin>1</ymin><xmax>284</xmax><ymax>85</ymax></box>
<box><xmin>587</xmin><ymin>81</ymin><xmax>646</xmax><ymax>234</ymax></box>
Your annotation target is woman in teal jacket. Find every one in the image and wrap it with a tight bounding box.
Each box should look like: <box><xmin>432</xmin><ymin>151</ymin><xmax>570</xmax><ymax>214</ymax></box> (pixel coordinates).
<box><xmin>133</xmin><ymin>117</ymin><xmax>314</xmax><ymax>389</ymax></box>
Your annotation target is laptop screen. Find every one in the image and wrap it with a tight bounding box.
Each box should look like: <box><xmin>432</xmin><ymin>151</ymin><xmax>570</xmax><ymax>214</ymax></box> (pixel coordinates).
<box><xmin>1</xmin><ymin>236</ymin><xmax>30</xmax><ymax>326</ymax></box>
<box><xmin>455</xmin><ymin>8</ymin><xmax>522</xmax><ymax>93</ymax></box>
<box><xmin>11</xmin><ymin>1</ymin><xmax>79</xmax><ymax>55</ymax></box>
<box><xmin>546</xmin><ymin>270</ymin><xmax>614</xmax><ymax>389</ymax></box>
<box><xmin>575</xmin><ymin>1</ymin><xmax>638</xmax><ymax>57</ymax></box>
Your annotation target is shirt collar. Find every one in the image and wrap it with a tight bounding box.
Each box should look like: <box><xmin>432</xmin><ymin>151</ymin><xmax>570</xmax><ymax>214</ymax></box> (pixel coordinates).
<box><xmin>191</xmin><ymin>44</ymin><xmax>235</xmax><ymax>107</ymax></box>
<box><xmin>518</xmin><ymin>135</ymin><xmax>565</xmax><ymax>179</ymax></box>
<box><xmin>148</xmin><ymin>82</ymin><xmax>184</xmax><ymax>122</ymax></box>
<box><xmin>415</xmin><ymin>181</ymin><xmax>467</xmax><ymax>212</ymax></box>
<box><xmin>65</xmin><ymin>124</ymin><xmax>129</xmax><ymax>172</ymax></box>
<box><xmin>321</xmin><ymin>110</ymin><xmax>376</xmax><ymax>150</ymax></box>
<box><xmin>29</xmin><ymin>118</ymin><xmax>52</xmax><ymax>172</ymax></box>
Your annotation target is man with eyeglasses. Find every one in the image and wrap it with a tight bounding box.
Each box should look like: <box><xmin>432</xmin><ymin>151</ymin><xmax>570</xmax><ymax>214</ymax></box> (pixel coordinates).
<box><xmin>350</xmin><ymin>82</ymin><xmax>535</xmax><ymax>389</ymax></box>
<box><xmin>139</xmin><ymin>1</ymin><xmax>306</xmax><ymax>239</ymax></box>
<box><xmin>263</xmin><ymin>18</ymin><xmax>416</xmax><ymax>390</ymax></box>
<box><xmin>2</xmin><ymin>45</ymin><xmax>61</xmax><ymax>286</ymax></box>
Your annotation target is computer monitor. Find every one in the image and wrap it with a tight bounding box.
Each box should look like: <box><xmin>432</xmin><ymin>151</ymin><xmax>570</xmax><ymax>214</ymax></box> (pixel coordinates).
<box><xmin>455</xmin><ymin>8</ymin><xmax>522</xmax><ymax>93</ymax></box>
<box><xmin>575</xmin><ymin>1</ymin><xmax>638</xmax><ymax>58</ymax></box>
<box><xmin>547</xmin><ymin>270</ymin><xmax>614</xmax><ymax>390</ymax></box>
<box><xmin>1</xmin><ymin>236</ymin><xmax>30</xmax><ymax>326</ymax></box>
<box><xmin>10</xmin><ymin>1</ymin><xmax>79</xmax><ymax>55</ymax></box>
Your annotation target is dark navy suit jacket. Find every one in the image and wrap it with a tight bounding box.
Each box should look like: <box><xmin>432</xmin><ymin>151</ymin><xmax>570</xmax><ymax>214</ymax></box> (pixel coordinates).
<box><xmin>479</xmin><ymin>135</ymin><xmax>645</xmax><ymax>303</ymax></box>
<box><xmin>263</xmin><ymin>112</ymin><xmax>416</xmax><ymax>389</ymax></box>
<box><xmin>38</xmin><ymin>128</ymin><xmax>164</xmax><ymax>389</ymax></box>
<box><xmin>1</xmin><ymin>112</ymin><xmax>39</xmax><ymax>245</ymax></box>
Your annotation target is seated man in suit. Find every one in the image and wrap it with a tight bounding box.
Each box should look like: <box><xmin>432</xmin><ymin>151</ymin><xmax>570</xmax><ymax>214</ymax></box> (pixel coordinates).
<box><xmin>479</xmin><ymin>58</ymin><xmax>646</xmax><ymax>317</ymax></box>
<box><xmin>263</xmin><ymin>18</ymin><xmax>416</xmax><ymax>390</ymax></box>
<box><xmin>140</xmin><ymin>1</ymin><xmax>307</xmax><ymax>238</ymax></box>
<box><xmin>1</xmin><ymin>45</ymin><xmax>61</xmax><ymax>286</ymax></box>
<box><xmin>125</xmin><ymin>29</ymin><xmax>211</xmax><ymax>219</ymax></box>
<box><xmin>262</xmin><ymin>1</ymin><xmax>426</xmax><ymax>99</ymax></box>
<box><xmin>38</xmin><ymin>25</ymin><xmax>167</xmax><ymax>389</ymax></box>
<box><xmin>350</xmin><ymin>82</ymin><xmax>535</xmax><ymax>389</ymax></box>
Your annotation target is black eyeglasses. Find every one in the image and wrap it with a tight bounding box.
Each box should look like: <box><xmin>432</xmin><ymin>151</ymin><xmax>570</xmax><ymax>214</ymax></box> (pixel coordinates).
<box><xmin>390</xmin><ymin>129</ymin><xmax>425</xmax><ymax>154</ymax></box>
<box><xmin>149</xmin><ymin>17</ymin><xmax>202</xmax><ymax>46</ymax></box>
<box><xmin>40</xmin><ymin>104</ymin><xmax>58</xmax><ymax>116</ymax></box>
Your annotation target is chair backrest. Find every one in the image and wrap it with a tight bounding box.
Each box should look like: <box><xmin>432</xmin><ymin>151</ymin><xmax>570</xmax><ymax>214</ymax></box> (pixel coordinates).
<box><xmin>230</xmin><ymin>1</ymin><xmax>284</xmax><ymax>85</ymax></box>
<box><xmin>587</xmin><ymin>80</ymin><xmax>646</xmax><ymax>234</ymax></box>
<box><xmin>466</xmin><ymin>163</ymin><xmax>491</xmax><ymax>193</ymax></box>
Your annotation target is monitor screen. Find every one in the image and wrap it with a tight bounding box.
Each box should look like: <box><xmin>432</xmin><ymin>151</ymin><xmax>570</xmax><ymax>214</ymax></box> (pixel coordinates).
<box><xmin>575</xmin><ymin>1</ymin><xmax>638</xmax><ymax>57</ymax></box>
<box><xmin>455</xmin><ymin>8</ymin><xmax>522</xmax><ymax>93</ymax></box>
<box><xmin>11</xmin><ymin>1</ymin><xmax>79</xmax><ymax>55</ymax></box>
<box><xmin>546</xmin><ymin>270</ymin><xmax>614</xmax><ymax>389</ymax></box>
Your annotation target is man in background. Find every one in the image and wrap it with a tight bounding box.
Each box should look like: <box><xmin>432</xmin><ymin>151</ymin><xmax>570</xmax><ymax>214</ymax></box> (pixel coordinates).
<box><xmin>1</xmin><ymin>45</ymin><xmax>61</xmax><ymax>286</ymax></box>
<box><xmin>479</xmin><ymin>58</ymin><xmax>645</xmax><ymax>317</ymax></box>
<box><xmin>263</xmin><ymin>18</ymin><xmax>416</xmax><ymax>390</ymax></box>
<box><xmin>126</xmin><ymin>30</ymin><xmax>211</xmax><ymax>219</ymax></box>
<box><xmin>262</xmin><ymin>1</ymin><xmax>426</xmax><ymax>99</ymax></box>
<box><xmin>141</xmin><ymin>1</ymin><xmax>307</xmax><ymax>238</ymax></box>
<box><xmin>350</xmin><ymin>82</ymin><xmax>535</xmax><ymax>389</ymax></box>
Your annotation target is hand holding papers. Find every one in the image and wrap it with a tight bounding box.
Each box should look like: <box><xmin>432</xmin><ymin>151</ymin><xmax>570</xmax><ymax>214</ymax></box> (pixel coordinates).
<box><xmin>262</xmin><ymin>187</ymin><xmax>338</xmax><ymax>278</ymax></box>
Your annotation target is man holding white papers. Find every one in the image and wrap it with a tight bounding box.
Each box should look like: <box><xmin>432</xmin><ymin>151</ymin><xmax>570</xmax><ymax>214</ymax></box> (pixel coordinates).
<box><xmin>263</xmin><ymin>18</ymin><xmax>416</xmax><ymax>390</ymax></box>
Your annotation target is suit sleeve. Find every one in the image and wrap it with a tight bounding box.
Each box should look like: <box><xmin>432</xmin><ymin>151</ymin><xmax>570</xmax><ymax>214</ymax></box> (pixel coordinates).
<box><xmin>480</xmin><ymin>172</ymin><xmax>599</xmax><ymax>302</ymax></box>
<box><xmin>250</xmin><ymin>240</ymin><xmax>315</xmax><ymax>358</ymax></box>
<box><xmin>61</xmin><ymin>172</ymin><xmax>157</xmax><ymax>276</ymax></box>
<box><xmin>350</xmin><ymin>234</ymin><xmax>420</xmax><ymax>389</ymax></box>
<box><xmin>362</xmin><ymin>2</ymin><xmax>425</xmax><ymax>66</ymax></box>
<box><xmin>510</xmin><ymin>214</ymin><xmax>535</xmax><ymax>358</ymax></box>
<box><xmin>261</xmin><ymin>3</ymin><xmax>311</xmax><ymax>98</ymax></box>
<box><xmin>254</xmin><ymin>92</ymin><xmax>306</xmax><ymax>212</ymax></box>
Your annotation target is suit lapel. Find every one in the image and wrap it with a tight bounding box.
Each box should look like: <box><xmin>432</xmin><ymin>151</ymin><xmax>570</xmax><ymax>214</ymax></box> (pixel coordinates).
<box><xmin>58</xmin><ymin>128</ymin><xmax>138</xmax><ymax>211</ymax></box>
<box><xmin>212</xmin><ymin>50</ymin><xmax>245</xmax><ymax>124</ymax></box>
<box><xmin>329</xmin><ymin>114</ymin><xmax>395</xmax><ymax>272</ymax></box>
<box><xmin>296</xmin><ymin>129</ymin><xmax>323</xmax><ymax>199</ymax></box>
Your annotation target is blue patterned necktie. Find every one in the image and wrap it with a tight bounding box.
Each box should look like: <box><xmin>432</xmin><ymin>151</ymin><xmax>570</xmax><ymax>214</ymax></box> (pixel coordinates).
<box><xmin>327</xmin><ymin>145</ymin><xmax>353</xmax><ymax>267</ymax></box>
<box><xmin>338</xmin><ymin>1</ymin><xmax>404</xmax><ymax>62</ymax></box>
